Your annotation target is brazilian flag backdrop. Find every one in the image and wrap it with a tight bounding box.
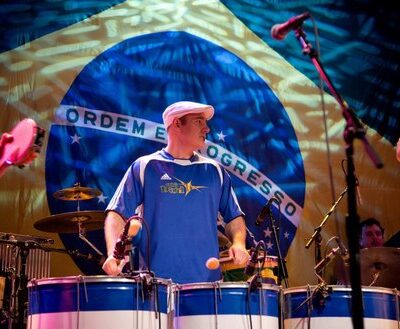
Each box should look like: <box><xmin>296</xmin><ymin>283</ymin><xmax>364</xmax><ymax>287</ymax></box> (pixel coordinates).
<box><xmin>0</xmin><ymin>0</ymin><xmax>399</xmax><ymax>286</ymax></box>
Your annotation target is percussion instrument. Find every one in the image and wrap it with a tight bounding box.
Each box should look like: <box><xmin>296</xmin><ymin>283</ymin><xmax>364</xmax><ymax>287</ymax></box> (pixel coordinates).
<box><xmin>0</xmin><ymin>275</ymin><xmax>6</xmax><ymax>310</ymax></box>
<box><xmin>283</xmin><ymin>285</ymin><xmax>399</xmax><ymax>329</ymax></box>
<box><xmin>0</xmin><ymin>232</ymin><xmax>54</xmax><ymax>246</ymax></box>
<box><xmin>34</xmin><ymin>210</ymin><xmax>106</xmax><ymax>262</ymax></box>
<box><xmin>0</xmin><ymin>118</ymin><xmax>44</xmax><ymax>177</ymax></box>
<box><xmin>27</xmin><ymin>275</ymin><xmax>173</xmax><ymax>329</ymax></box>
<box><xmin>34</xmin><ymin>210</ymin><xmax>105</xmax><ymax>233</ymax></box>
<box><xmin>53</xmin><ymin>183</ymin><xmax>101</xmax><ymax>201</ymax></box>
<box><xmin>0</xmin><ymin>232</ymin><xmax>53</xmax><ymax>329</ymax></box>
<box><xmin>205</xmin><ymin>256</ymin><xmax>233</xmax><ymax>270</ymax></box>
<box><xmin>360</xmin><ymin>247</ymin><xmax>400</xmax><ymax>288</ymax></box>
<box><xmin>219</xmin><ymin>250</ymin><xmax>278</xmax><ymax>284</ymax></box>
<box><xmin>174</xmin><ymin>282</ymin><xmax>280</xmax><ymax>329</ymax></box>
<box><xmin>335</xmin><ymin>247</ymin><xmax>400</xmax><ymax>289</ymax></box>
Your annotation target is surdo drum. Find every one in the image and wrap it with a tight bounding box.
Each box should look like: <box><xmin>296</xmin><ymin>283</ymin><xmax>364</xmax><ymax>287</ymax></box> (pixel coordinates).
<box><xmin>283</xmin><ymin>285</ymin><xmax>400</xmax><ymax>329</ymax></box>
<box><xmin>173</xmin><ymin>282</ymin><xmax>280</xmax><ymax>329</ymax></box>
<box><xmin>27</xmin><ymin>276</ymin><xmax>173</xmax><ymax>329</ymax></box>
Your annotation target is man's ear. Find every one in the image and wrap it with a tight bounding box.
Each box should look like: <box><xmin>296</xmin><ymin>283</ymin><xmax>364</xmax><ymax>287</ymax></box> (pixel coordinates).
<box><xmin>173</xmin><ymin>118</ymin><xmax>181</xmax><ymax>128</ymax></box>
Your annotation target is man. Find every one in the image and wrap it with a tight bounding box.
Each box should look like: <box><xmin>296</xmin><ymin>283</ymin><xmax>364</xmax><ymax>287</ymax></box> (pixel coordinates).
<box><xmin>330</xmin><ymin>217</ymin><xmax>384</xmax><ymax>284</ymax></box>
<box><xmin>359</xmin><ymin>217</ymin><xmax>384</xmax><ymax>248</ymax></box>
<box><xmin>102</xmin><ymin>101</ymin><xmax>249</xmax><ymax>283</ymax></box>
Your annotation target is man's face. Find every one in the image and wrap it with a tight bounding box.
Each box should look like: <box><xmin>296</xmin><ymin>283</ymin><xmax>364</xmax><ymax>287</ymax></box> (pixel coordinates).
<box><xmin>360</xmin><ymin>224</ymin><xmax>384</xmax><ymax>248</ymax></box>
<box><xmin>178</xmin><ymin>113</ymin><xmax>210</xmax><ymax>150</ymax></box>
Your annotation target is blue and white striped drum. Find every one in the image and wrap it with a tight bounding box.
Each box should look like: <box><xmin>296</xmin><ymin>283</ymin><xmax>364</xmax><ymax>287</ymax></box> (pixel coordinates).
<box><xmin>173</xmin><ymin>282</ymin><xmax>280</xmax><ymax>329</ymax></box>
<box><xmin>27</xmin><ymin>276</ymin><xmax>173</xmax><ymax>329</ymax></box>
<box><xmin>283</xmin><ymin>285</ymin><xmax>400</xmax><ymax>329</ymax></box>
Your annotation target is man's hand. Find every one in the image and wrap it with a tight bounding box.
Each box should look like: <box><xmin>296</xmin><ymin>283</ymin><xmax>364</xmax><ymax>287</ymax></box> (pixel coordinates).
<box><xmin>103</xmin><ymin>211</ymin><xmax>127</xmax><ymax>276</ymax></box>
<box><xmin>225</xmin><ymin>216</ymin><xmax>249</xmax><ymax>265</ymax></box>
<box><xmin>102</xmin><ymin>255</ymin><xmax>127</xmax><ymax>276</ymax></box>
<box><xmin>228</xmin><ymin>243</ymin><xmax>249</xmax><ymax>265</ymax></box>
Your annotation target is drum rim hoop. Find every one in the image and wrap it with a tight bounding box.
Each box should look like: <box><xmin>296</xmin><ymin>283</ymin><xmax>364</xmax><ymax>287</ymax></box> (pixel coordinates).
<box><xmin>174</xmin><ymin>281</ymin><xmax>280</xmax><ymax>291</ymax></box>
<box><xmin>27</xmin><ymin>275</ymin><xmax>172</xmax><ymax>287</ymax></box>
<box><xmin>282</xmin><ymin>284</ymin><xmax>398</xmax><ymax>295</ymax></box>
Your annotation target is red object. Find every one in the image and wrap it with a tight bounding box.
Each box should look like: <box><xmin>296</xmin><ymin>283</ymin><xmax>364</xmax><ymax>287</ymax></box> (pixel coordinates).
<box><xmin>0</xmin><ymin>119</ymin><xmax>45</xmax><ymax>176</ymax></box>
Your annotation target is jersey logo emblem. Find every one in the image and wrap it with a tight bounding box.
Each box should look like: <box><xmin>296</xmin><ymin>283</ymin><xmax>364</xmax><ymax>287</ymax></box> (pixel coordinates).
<box><xmin>174</xmin><ymin>177</ymin><xmax>207</xmax><ymax>196</ymax></box>
<box><xmin>160</xmin><ymin>173</ymin><xmax>172</xmax><ymax>180</ymax></box>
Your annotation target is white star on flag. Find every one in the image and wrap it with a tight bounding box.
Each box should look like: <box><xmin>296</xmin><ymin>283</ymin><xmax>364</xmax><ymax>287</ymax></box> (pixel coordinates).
<box><xmin>263</xmin><ymin>227</ymin><xmax>272</xmax><ymax>238</ymax></box>
<box><xmin>284</xmin><ymin>231</ymin><xmax>290</xmax><ymax>239</ymax></box>
<box><xmin>70</xmin><ymin>133</ymin><xmax>82</xmax><ymax>144</ymax></box>
<box><xmin>216</xmin><ymin>131</ymin><xmax>227</xmax><ymax>142</ymax></box>
<box><xmin>266</xmin><ymin>241</ymin><xmax>274</xmax><ymax>250</ymax></box>
<box><xmin>97</xmin><ymin>193</ymin><xmax>108</xmax><ymax>204</ymax></box>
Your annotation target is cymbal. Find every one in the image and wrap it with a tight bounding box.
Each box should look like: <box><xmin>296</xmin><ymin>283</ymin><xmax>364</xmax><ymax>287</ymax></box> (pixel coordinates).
<box><xmin>0</xmin><ymin>232</ymin><xmax>54</xmax><ymax>245</ymax></box>
<box><xmin>34</xmin><ymin>211</ymin><xmax>105</xmax><ymax>233</ymax></box>
<box><xmin>360</xmin><ymin>247</ymin><xmax>400</xmax><ymax>288</ymax></box>
<box><xmin>53</xmin><ymin>186</ymin><xmax>101</xmax><ymax>201</ymax></box>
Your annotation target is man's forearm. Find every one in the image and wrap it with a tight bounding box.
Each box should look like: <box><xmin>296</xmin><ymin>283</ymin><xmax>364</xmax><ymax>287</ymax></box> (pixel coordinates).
<box><xmin>104</xmin><ymin>211</ymin><xmax>125</xmax><ymax>256</ymax></box>
<box><xmin>225</xmin><ymin>216</ymin><xmax>247</xmax><ymax>247</ymax></box>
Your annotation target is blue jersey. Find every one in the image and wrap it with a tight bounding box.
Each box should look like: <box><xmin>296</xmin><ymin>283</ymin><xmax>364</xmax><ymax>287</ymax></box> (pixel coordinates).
<box><xmin>107</xmin><ymin>149</ymin><xmax>243</xmax><ymax>283</ymax></box>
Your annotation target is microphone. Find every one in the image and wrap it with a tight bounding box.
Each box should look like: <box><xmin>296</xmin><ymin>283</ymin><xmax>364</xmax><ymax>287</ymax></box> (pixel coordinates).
<box><xmin>314</xmin><ymin>240</ymin><xmax>349</xmax><ymax>273</ymax></box>
<box><xmin>256</xmin><ymin>197</ymin><xmax>278</xmax><ymax>226</ymax></box>
<box><xmin>271</xmin><ymin>12</ymin><xmax>311</xmax><ymax>40</ymax></box>
<box><xmin>335</xmin><ymin>237</ymin><xmax>350</xmax><ymax>264</ymax></box>
<box><xmin>244</xmin><ymin>241</ymin><xmax>263</xmax><ymax>276</ymax></box>
<box><xmin>314</xmin><ymin>246</ymin><xmax>341</xmax><ymax>273</ymax></box>
<box><xmin>113</xmin><ymin>217</ymin><xmax>142</xmax><ymax>260</ymax></box>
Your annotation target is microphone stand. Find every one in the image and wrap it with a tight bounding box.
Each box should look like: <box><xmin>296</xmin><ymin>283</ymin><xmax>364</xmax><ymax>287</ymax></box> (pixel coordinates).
<box><xmin>268</xmin><ymin>209</ymin><xmax>289</xmax><ymax>288</ymax></box>
<box><xmin>294</xmin><ymin>25</ymin><xmax>383</xmax><ymax>329</ymax></box>
<box><xmin>305</xmin><ymin>187</ymin><xmax>348</xmax><ymax>281</ymax></box>
<box><xmin>246</xmin><ymin>227</ymin><xmax>258</xmax><ymax>249</ymax></box>
<box><xmin>247</xmin><ymin>241</ymin><xmax>265</xmax><ymax>291</ymax></box>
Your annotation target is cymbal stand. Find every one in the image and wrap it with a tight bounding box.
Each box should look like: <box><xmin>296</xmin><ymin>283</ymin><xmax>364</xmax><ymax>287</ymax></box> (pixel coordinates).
<box><xmin>0</xmin><ymin>242</ymin><xmax>17</xmax><ymax>329</ymax></box>
<box><xmin>77</xmin><ymin>222</ymin><xmax>103</xmax><ymax>257</ymax></box>
<box><xmin>66</xmin><ymin>183</ymin><xmax>104</xmax><ymax>257</ymax></box>
<box><xmin>1</xmin><ymin>240</ymin><xmax>37</xmax><ymax>329</ymax></box>
<box><xmin>15</xmin><ymin>246</ymin><xmax>28</xmax><ymax>329</ymax></box>
<box><xmin>75</xmin><ymin>182</ymin><xmax>82</xmax><ymax>212</ymax></box>
<box><xmin>294</xmin><ymin>24</ymin><xmax>383</xmax><ymax>329</ymax></box>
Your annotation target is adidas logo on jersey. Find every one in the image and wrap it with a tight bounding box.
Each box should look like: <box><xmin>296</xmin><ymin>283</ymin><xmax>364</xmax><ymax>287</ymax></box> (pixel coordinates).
<box><xmin>160</xmin><ymin>173</ymin><xmax>172</xmax><ymax>180</ymax></box>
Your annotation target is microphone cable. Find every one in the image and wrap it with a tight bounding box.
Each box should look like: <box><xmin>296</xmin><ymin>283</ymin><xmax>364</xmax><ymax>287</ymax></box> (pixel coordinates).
<box><xmin>246</xmin><ymin>240</ymin><xmax>266</xmax><ymax>329</ymax></box>
<box><xmin>131</xmin><ymin>215</ymin><xmax>152</xmax><ymax>276</ymax></box>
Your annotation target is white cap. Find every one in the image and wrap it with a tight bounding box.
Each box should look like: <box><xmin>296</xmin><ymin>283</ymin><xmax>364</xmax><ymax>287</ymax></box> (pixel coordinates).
<box><xmin>162</xmin><ymin>101</ymin><xmax>214</xmax><ymax>128</ymax></box>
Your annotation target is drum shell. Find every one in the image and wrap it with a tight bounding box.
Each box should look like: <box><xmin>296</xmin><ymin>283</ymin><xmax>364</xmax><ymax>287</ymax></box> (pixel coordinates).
<box><xmin>173</xmin><ymin>282</ymin><xmax>280</xmax><ymax>329</ymax></box>
<box><xmin>27</xmin><ymin>275</ymin><xmax>173</xmax><ymax>329</ymax></box>
<box><xmin>283</xmin><ymin>285</ymin><xmax>400</xmax><ymax>329</ymax></box>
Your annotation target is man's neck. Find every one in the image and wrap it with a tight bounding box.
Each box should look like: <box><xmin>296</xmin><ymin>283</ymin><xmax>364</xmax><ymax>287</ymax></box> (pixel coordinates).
<box><xmin>164</xmin><ymin>144</ymin><xmax>195</xmax><ymax>159</ymax></box>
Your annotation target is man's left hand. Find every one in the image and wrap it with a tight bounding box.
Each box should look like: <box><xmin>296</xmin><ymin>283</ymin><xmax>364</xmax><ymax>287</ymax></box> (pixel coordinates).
<box><xmin>229</xmin><ymin>243</ymin><xmax>249</xmax><ymax>265</ymax></box>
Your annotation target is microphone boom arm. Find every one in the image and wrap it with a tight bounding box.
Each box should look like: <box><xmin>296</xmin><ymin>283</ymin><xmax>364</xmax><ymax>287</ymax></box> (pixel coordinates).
<box><xmin>305</xmin><ymin>187</ymin><xmax>348</xmax><ymax>274</ymax></box>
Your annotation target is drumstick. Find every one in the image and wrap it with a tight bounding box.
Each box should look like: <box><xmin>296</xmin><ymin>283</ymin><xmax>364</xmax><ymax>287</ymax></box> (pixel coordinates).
<box><xmin>205</xmin><ymin>256</ymin><xmax>233</xmax><ymax>270</ymax></box>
